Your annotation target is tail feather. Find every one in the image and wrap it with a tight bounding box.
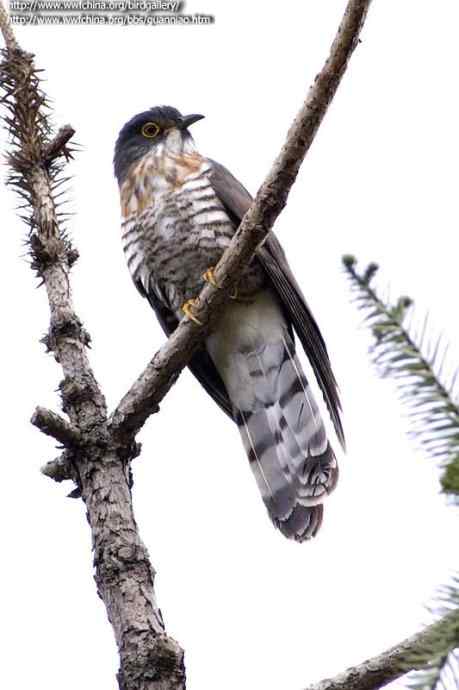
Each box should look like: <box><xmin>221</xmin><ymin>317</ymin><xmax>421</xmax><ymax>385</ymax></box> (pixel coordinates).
<box><xmin>205</xmin><ymin>293</ymin><xmax>339</xmax><ymax>543</ymax></box>
<box><xmin>277</xmin><ymin>503</ymin><xmax>324</xmax><ymax>541</ymax></box>
<box><xmin>235</xmin><ymin>335</ymin><xmax>338</xmax><ymax>542</ymax></box>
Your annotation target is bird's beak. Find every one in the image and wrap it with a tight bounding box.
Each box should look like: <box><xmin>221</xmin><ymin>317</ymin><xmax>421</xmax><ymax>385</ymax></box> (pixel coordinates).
<box><xmin>180</xmin><ymin>113</ymin><xmax>205</xmax><ymax>130</ymax></box>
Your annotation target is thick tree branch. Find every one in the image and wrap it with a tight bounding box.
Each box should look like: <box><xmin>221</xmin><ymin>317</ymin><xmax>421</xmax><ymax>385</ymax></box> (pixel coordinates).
<box><xmin>41</xmin><ymin>452</ymin><xmax>74</xmax><ymax>483</ymax></box>
<box><xmin>303</xmin><ymin>609</ymin><xmax>459</xmax><ymax>690</ymax></box>
<box><xmin>110</xmin><ymin>0</ymin><xmax>373</xmax><ymax>440</ymax></box>
<box><xmin>0</xmin><ymin>8</ymin><xmax>185</xmax><ymax>690</ymax></box>
<box><xmin>31</xmin><ymin>405</ymin><xmax>81</xmax><ymax>446</ymax></box>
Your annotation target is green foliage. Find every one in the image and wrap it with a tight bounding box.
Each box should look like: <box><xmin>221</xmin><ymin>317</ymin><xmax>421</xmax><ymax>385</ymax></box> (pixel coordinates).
<box><xmin>405</xmin><ymin>576</ymin><xmax>459</xmax><ymax>690</ymax></box>
<box><xmin>343</xmin><ymin>256</ymin><xmax>459</xmax><ymax>690</ymax></box>
<box><xmin>342</xmin><ymin>255</ymin><xmax>459</xmax><ymax>502</ymax></box>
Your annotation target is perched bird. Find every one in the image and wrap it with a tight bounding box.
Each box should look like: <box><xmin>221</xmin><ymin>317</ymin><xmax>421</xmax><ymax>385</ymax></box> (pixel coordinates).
<box><xmin>114</xmin><ymin>105</ymin><xmax>344</xmax><ymax>542</ymax></box>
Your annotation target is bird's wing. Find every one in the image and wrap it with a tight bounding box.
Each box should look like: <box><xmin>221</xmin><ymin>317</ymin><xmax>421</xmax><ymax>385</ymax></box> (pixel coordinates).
<box><xmin>135</xmin><ymin>278</ymin><xmax>234</xmax><ymax>420</ymax></box>
<box><xmin>208</xmin><ymin>158</ymin><xmax>345</xmax><ymax>448</ymax></box>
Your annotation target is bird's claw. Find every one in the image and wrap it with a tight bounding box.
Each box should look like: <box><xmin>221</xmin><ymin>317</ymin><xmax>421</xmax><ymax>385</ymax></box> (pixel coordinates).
<box><xmin>181</xmin><ymin>298</ymin><xmax>203</xmax><ymax>325</ymax></box>
<box><xmin>202</xmin><ymin>266</ymin><xmax>221</xmax><ymax>289</ymax></box>
<box><xmin>202</xmin><ymin>266</ymin><xmax>245</xmax><ymax>301</ymax></box>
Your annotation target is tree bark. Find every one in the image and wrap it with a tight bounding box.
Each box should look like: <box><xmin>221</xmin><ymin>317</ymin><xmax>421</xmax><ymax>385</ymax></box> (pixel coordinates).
<box><xmin>0</xmin><ymin>24</ymin><xmax>185</xmax><ymax>690</ymax></box>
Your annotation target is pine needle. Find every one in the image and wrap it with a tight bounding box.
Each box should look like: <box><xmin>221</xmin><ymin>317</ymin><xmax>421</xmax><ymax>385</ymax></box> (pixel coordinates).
<box><xmin>342</xmin><ymin>255</ymin><xmax>459</xmax><ymax>501</ymax></box>
<box><xmin>343</xmin><ymin>256</ymin><xmax>459</xmax><ymax>690</ymax></box>
<box><xmin>405</xmin><ymin>575</ymin><xmax>459</xmax><ymax>690</ymax></box>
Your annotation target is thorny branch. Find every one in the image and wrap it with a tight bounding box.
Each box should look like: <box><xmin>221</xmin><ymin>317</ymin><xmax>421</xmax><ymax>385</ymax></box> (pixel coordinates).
<box><xmin>0</xmin><ymin>6</ymin><xmax>184</xmax><ymax>689</ymax></box>
<box><xmin>7</xmin><ymin>3</ymin><xmax>453</xmax><ymax>690</ymax></box>
<box><xmin>42</xmin><ymin>124</ymin><xmax>75</xmax><ymax>163</ymax></box>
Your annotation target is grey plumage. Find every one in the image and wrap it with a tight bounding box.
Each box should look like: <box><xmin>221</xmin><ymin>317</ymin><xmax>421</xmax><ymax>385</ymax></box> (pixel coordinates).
<box><xmin>114</xmin><ymin>106</ymin><xmax>344</xmax><ymax>542</ymax></box>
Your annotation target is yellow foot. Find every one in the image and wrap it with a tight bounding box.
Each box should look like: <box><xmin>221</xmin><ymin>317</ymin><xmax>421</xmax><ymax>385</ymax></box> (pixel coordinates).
<box><xmin>181</xmin><ymin>298</ymin><xmax>203</xmax><ymax>325</ymax></box>
<box><xmin>202</xmin><ymin>266</ymin><xmax>250</xmax><ymax>302</ymax></box>
<box><xmin>202</xmin><ymin>266</ymin><xmax>221</xmax><ymax>289</ymax></box>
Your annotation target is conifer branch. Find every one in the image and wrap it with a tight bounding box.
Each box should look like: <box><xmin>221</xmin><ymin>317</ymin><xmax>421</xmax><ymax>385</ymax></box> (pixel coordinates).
<box><xmin>405</xmin><ymin>575</ymin><xmax>459</xmax><ymax>690</ymax></box>
<box><xmin>342</xmin><ymin>256</ymin><xmax>459</xmax><ymax>500</ymax></box>
<box><xmin>343</xmin><ymin>256</ymin><xmax>459</xmax><ymax>688</ymax></box>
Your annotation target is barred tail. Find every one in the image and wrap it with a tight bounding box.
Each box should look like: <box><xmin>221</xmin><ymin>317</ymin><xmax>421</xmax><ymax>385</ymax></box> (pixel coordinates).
<box><xmin>235</xmin><ymin>334</ymin><xmax>338</xmax><ymax>542</ymax></box>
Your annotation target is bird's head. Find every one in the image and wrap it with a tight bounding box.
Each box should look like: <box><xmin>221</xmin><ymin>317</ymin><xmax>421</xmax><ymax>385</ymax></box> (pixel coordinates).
<box><xmin>114</xmin><ymin>105</ymin><xmax>205</xmax><ymax>184</ymax></box>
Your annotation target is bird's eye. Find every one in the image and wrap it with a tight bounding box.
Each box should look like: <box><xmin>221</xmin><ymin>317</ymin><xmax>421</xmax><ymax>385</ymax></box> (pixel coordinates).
<box><xmin>141</xmin><ymin>122</ymin><xmax>160</xmax><ymax>138</ymax></box>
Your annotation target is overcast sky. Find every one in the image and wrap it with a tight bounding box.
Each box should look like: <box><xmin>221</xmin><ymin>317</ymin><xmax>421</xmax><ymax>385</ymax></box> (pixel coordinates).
<box><xmin>1</xmin><ymin>1</ymin><xmax>458</xmax><ymax>689</ymax></box>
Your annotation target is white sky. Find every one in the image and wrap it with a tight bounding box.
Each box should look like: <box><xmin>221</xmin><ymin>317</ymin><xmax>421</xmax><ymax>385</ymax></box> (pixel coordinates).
<box><xmin>1</xmin><ymin>1</ymin><xmax>458</xmax><ymax>689</ymax></box>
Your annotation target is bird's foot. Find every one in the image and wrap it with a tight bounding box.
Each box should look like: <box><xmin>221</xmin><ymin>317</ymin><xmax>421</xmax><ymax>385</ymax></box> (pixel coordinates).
<box><xmin>181</xmin><ymin>298</ymin><xmax>203</xmax><ymax>325</ymax></box>
<box><xmin>202</xmin><ymin>266</ymin><xmax>221</xmax><ymax>289</ymax></box>
<box><xmin>202</xmin><ymin>266</ymin><xmax>250</xmax><ymax>302</ymax></box>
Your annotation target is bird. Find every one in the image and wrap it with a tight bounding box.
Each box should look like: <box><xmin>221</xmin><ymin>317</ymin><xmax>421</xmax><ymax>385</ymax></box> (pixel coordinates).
<box><xmin>113</xmin><ymin>105</ymin><xmax>344</xmax><ymax>542</ymax></box>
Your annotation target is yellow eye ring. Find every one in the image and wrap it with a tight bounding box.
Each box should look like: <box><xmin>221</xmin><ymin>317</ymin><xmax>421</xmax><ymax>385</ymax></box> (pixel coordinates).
<box><xmin>141</xmin><ymin>122</ymin><xmax>160</xmax><ymax>138</ymax></box>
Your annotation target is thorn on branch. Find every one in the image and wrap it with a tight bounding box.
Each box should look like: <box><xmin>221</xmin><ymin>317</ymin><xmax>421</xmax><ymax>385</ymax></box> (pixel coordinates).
<box><xmin>42</xmin><ymin>124</ymin><xmax>75</xmax><ymax>165</ymax></box>
<box><xmin>67</xmin><ymin>246</ymin><xmax>80</xmax><ymax>268</ymax></box>
<box><xmin>31</xmin><ymin>405</ymin><xmax>81</xmax><ymax>446</ymax></box>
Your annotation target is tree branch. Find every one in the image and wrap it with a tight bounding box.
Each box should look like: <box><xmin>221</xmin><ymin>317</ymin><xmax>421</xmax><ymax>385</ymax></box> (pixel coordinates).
<box><xmin>42</xmin><ymin>124</ymin><xmax>75</xmax><ymax>163</ymax></box>
<box><xmin>0</xmin><ymin>2</ymin><xmax>18</xmax><ymax>51</ymax></box>
<box><xmin>303</xmin><ymin>609</ymin><xmax>459</xmax><ymax>690</ymax></box>
<box><xmin>342</xmin><ymin>256</ymin><xmax>459</xmax><ymax>499</ymax></box>
<box><xmin>110</xmin><ymin>0</ymin><xmax>373</xmax><ymax>440</ymax></box>
<box><xmin>0</xmin><ymin>9</ymin><xmax>185</xmax><ymax>690</ymax></box>
<box><xmin>31</xmin><ymin>406</ymin><xmax>81</xmax><ymax>446</ymax></box>
<box><xmin>41</xmin><ymin>452</ymin><xmax>74</xmax><ymax>483</ymax></box>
